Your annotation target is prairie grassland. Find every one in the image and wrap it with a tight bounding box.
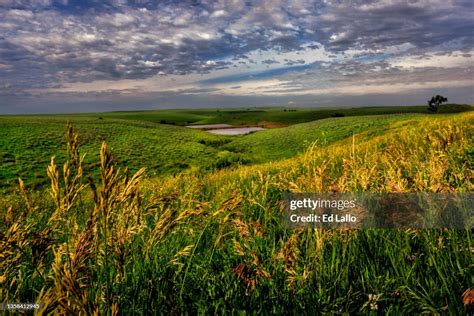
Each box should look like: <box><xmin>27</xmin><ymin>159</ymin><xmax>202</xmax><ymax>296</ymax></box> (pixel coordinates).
<box><xmin>0</xmin><ymin>112</ymin><xmax>431</xmax><ymax>190</ymax></box>
<box><xmin>0</xmin><ymin>112</ymin><xmax>472</xmax><ymax>314</ymax></box>
<box><xmin>2</xmin><ymin>104</ymin><xmax>472</xmax><ymax>189</ymax></box>
<box><xmin>95</xmin><ymin>104</ymin><xmax>473</xmax><ymax>126</ymax></box>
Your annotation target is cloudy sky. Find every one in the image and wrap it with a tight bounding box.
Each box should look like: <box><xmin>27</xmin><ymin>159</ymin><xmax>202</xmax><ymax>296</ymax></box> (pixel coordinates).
<box><xmin>0</xmin><ymin>0</ymin><xmax>473</xmax><ymax>113</ymax></box>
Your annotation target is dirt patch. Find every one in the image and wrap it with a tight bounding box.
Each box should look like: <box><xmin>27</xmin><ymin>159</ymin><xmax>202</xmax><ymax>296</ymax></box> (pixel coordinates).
<box><xmin>257</xmin><ymin>121</ymin><xmax>288</xmax><ymax>128</ymax></box>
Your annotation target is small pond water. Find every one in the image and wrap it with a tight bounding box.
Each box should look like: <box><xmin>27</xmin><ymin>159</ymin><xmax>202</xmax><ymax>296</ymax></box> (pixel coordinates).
<box><xmin>185</xmin><ymin>124</ymin><xmax>266</xmax><ymax>135</ymax></box>
<box><xmin>207</xmin><ymin>127</ymin><xmax>266</xmax><ymax>135</ymax></box>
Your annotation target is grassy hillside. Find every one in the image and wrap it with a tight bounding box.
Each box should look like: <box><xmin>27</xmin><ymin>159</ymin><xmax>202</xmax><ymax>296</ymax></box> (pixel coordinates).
<box><xmin>222</xmin><ymin>114</ymin><xmax>418</xmax><ymax>162</ymax></box>
<box><xmin>0</xmin><ymin>116</ymin><xmax>233</xmax><ymax>189</ymax></box>
<box><xmin>2</xmin><ymin>108</ymin><xmax>470</xmax><ymax>189</ymax></box>
<box><xmin>1</xmin><ymin>111</ymin><xmax>472</xmax><ymax>314</ymax></box>
<box><xmin>98</xmin><ymin>104</ymin><xmax>473</xmax><ymax>126</ymax></box>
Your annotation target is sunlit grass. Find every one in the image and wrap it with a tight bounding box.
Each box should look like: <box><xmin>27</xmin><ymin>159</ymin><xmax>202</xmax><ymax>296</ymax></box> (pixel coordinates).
<box><xmin>0</xmin><ymin>112</ymin><xmax>472</xmax><ymax>314</ymax></box>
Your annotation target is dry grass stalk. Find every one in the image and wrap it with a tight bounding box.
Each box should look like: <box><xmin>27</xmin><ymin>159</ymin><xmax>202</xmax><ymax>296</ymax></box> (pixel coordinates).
<box><xmin>274</xmin><ymin>232</ymin><xmax>304</xmax><ymax>291</ymax></box>
<box><xmin>33</xmin><ymin>123</ymin><xmax>146</xmax><ymax>313</ymax></box>
<box><xmin>36</xmin><ymin>225</ymin><xmax>94</xmax><ymax>315</ymax></box>
<box><xmin>212</xmin><ymin>193</ymin><xmax>244</xmax><ymax>222</ymax></box>
<box><xmin>169</xmin><ymin>244</ymin><xmax>194</xmax><ymax>267</ymax></box>
<box><xmin>47</xmin><ymin>122</ymin><xmax>86</xmax><ymax>226</ymax></box>
<box><xmin>462</xmin><ymin>288</ymin><xmax>474</xmax><ymax>306</ymax></box>
<box><xmin>18</xmin><ymin>178</ymin><xmax>34</xmax><ymax>215</ymax></box>
<box><xmin>230</xmin><ymin>215</ymin><xmax>270</xmax><ymax>293</ymax></box>
<box><xmin>4</xmin><ymin>206</ymin><xmax>14</xmax><ymax>226</ymax></box>
<box><xmin>149</xmin><ymin>206</ymin><xmax>178</xmax><ymax>246</ymax></box>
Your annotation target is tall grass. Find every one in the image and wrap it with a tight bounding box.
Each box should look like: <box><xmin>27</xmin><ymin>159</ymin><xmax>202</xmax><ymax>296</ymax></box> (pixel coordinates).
<box><xmin>1</xmin><ymin>113</ymin><xmax>472</xmax><ymax>314</ymax></box>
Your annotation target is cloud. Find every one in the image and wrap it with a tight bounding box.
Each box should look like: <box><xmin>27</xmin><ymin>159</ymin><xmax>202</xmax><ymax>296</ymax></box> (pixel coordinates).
<box><xmin>0</xmin><ymin>0</ymin><xmax>473</xmax><ymax>113</ymax></box>
<box><xmin>317</xmin><ymin>0</ymin><xmax>474</xmax><ymax>52</ymax></box>
<box><xmin>284</xmin><ymin>59</ymin><xmax>306</xmax><ymax>65</ymax></box>
<box><xmin>261</xmin><ymin>59</ymin><xmax>280</xmax><ymax>65</ymax></box>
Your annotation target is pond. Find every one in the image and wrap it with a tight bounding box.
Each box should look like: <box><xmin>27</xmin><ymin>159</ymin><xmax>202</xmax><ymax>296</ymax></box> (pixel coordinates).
<box><xmin>185</xmin><ymin>124</ymin><xmax>266</xmax><ymax>135</ymax></box>
<box><xmin>207</xmin><ymin>127</ymin><xmax>266</xmax><ymax>135</ymax></box>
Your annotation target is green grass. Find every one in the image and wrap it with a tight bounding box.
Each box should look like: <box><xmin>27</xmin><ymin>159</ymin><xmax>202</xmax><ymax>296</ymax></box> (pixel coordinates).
<box><xmin>222</xmin><ymin>114</ymin><xmax>418</xmax><ymax>162</ymax></box>
<box><xmin>1</xmin><ymin>111</ymin><xmax>472</xmax><ymax>314</ymax></box>
<box><xmin>0</xmin><ymin>114</ymin><xmax>415</xmax><ymax>189</ymax></box>
<box><xmin>99</xmin><ymin>104</ymin><xmax>472</xmax><ymax>126</ymax></box>
<box><xmin>0</xmin><ymin>116</ymin><xmax>233</xmax><ymax>189</ymax></box>
<box><xmin>2</xmin><ymin>105</ymin><xmax>471</xmax><ymax>190</ymax></box>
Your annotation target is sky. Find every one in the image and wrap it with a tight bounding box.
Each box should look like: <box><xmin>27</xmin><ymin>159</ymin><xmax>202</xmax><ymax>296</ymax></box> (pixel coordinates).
<box><xmin>0</xmin><ymin>0</ymin><xmax>473</xmax><ymax>114</ymax></box>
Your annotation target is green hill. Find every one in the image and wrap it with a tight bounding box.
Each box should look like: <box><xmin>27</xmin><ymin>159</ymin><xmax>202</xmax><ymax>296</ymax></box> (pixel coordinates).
<box><xmin>1</xmin><ymin>106</ymin><xmax>471</xmax><ymax>189</ymax></box>
<box><xmin>1</xmin><ymin>111</ymin><xmax>472</xmax><ymax>314</ymax></box>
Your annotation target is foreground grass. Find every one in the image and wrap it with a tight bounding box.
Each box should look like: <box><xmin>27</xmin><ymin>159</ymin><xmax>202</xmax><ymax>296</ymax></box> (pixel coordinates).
<box><xmin>1</xmin><ymin>112</ymin><xmax>473</xmax><ymax>314</ymax></box>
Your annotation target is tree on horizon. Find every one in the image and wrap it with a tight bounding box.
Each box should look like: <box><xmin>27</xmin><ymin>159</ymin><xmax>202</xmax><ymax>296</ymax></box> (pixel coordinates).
<box><xmin>428</xmin><ymin>95</ymin><xmax>448</xmax><ymax>113</ymax></box>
